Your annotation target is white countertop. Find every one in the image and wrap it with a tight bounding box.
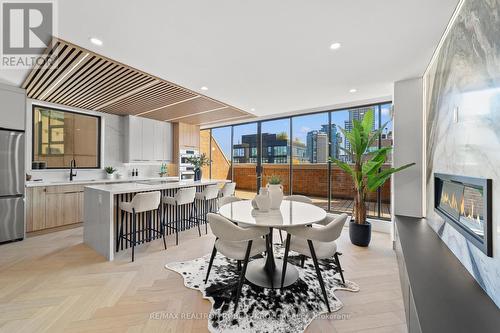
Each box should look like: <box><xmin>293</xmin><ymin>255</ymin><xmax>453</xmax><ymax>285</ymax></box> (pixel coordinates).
<box><xmin>25</xmin><ymin>176</ymin><xmax>180</xmax><ymax>187</ymax></box>
<box><xmin>84</xmin><ymin>179</ymin><xmax>230</xmax><ymax>194</ymax></box>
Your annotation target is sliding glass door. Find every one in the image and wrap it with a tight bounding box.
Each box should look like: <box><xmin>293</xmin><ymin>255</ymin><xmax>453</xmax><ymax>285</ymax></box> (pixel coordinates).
<box><xmin>232</xmin><ymin>123</ymin><xmax>258</xmax><ymax>198</ymax></box>
<box><xmin>379</xmin><ymin>103</ymin><xmax>393</xmax><ymax>219</ymax></box>
<box><xmin>330</xmin><ymin>108</ymin><xmax>361</xmax><ymax>216</ymax></box>
<box><xmin>291</xmin><ymin>112</ymin><xmax>329</xmax><ymax>209</ymax></box>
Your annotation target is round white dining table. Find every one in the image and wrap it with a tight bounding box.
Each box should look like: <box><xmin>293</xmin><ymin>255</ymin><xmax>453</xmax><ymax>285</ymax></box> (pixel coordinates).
<box><xmin>219</xmin><ymin>199</ymin><xmax>326</xmax><ymax>288</ymax></box>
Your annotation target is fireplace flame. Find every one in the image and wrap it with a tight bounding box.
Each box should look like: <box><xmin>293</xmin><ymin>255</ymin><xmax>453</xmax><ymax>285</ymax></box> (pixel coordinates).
<box><xmin>442</xmin><ymin>192</ymin><xmax>459</xmax><ymax>210</ymax></box>
<box><xmin>442</xmin><ymin>191</ymin><xmax>481</xmax><ymax>223</ymax></box>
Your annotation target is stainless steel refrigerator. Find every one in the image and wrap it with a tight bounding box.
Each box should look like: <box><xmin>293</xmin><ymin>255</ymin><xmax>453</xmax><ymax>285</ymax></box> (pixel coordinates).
<box><xmin>0</xmin><ymin>128</ymin><xmax>25</xmax><ymax>243</ymax></box>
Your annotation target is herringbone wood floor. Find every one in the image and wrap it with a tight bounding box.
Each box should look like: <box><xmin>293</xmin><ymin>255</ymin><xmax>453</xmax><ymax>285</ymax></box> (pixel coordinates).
<box><xmin>0</xmin><ymin>226</ymin><xmax>406</xmax><ymax>333</ymax></box>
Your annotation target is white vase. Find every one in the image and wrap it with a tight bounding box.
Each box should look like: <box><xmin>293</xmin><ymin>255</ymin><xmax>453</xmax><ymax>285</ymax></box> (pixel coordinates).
<box><xmin>267</xmin><ymin>184</ymin><xmax>283</xmax><ymax>209</ymax></box>
<box><xmin>254</xmin><ymin>190</ymin><xmax>271</xmax><ymax>212</ymax></box>
<box><xmin>106</xmin><ymin>173</ymin><xmax>114</xmax><ymax>180</ymax></box>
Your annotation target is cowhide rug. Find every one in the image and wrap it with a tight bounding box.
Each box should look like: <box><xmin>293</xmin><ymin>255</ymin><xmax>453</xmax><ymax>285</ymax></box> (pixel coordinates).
<box><xmin>165</xmin><ymin>246</ymin><xmax>359</xmax><ymax>333</ymax></box>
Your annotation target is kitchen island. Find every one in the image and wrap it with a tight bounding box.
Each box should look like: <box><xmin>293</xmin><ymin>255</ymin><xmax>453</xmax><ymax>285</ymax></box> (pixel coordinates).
<box><xmin>84</xmin><ymin>179</ymin><xmax>229</xmax><ymax>260</ymax></box>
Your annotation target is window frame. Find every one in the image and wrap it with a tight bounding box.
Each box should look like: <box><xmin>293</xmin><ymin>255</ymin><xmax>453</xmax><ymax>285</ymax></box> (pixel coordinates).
<box><xmin>204</xmin><ymin>100</ymin><xmax>392</xmax><ymax>220</ymax></box>
<box><xmin>32</xmin><ymin>104</ymin><xmax>102</xmax><ymax>170</ymax></box>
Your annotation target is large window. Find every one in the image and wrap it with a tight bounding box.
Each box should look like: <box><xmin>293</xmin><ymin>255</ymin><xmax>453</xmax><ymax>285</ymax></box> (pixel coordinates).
<box><xmin>200</xmin><ymin>101</ymin><xmax>394</xmax><ymax>219</ymax></box>
<box><xmin>379</xmin><ymin>103</ymin><xmax>393</xmax><ymax>218</ymax></box>
<box><xmin>32</xmin><ymin>106</ymin><xmax>101</xmax><ymax>169</ymax></box>
<box><xmin>291</xmin><ymin>112</ymin><xmax>329</xmax><ymax>209</ymax></box>
<box><xmin>232</xmin><ymin>123</ymin><xmax>258</xmax><ymax>193</ymax></box>
<box><xmin>261</xmin><ymin>118</ymin><xmax>290</xmax><ymax>192</ymax></box>
<box><xmin>199</xmin><ymin>129</ymin><xmax>211</xmax><ymax>179</ymax></box>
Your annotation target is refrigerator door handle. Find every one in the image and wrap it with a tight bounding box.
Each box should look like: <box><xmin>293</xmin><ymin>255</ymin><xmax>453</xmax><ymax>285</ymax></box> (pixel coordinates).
<box><xmin>0</xmin><ymin>194</ymin><xmax>24</xmax><ymax>199</ymax></box>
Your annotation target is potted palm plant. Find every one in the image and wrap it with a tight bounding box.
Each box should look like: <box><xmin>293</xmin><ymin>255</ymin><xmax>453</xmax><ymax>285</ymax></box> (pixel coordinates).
<box><xmin>330</xmin><ymin>109</ymin><xmax>414</xmax><ymax>246</ymax></box>
<box><xmin>185</xmin><ymin>153</ymin><xmax>211</xmax><ymax>181</ymax></box>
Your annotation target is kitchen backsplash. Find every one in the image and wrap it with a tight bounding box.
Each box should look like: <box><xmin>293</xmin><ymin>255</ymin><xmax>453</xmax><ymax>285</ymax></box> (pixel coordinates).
<box><xmin>28</xmin><ymin>163</ymin><xmax>177</xmax><ymax>182</ymax></box>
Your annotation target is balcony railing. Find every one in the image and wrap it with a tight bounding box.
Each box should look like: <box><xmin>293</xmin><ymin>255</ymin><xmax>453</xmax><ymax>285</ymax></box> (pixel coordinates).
<box><xmin>232</xmin><ymin>163</ymin><xmax>390</xmax><ymax>219</ymax></box>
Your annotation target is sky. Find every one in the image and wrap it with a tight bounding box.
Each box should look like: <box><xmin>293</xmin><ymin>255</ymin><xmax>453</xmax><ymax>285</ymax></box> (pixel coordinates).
<box><xmin>210</xmin><ymin>103</ymin><xmax>392</xmax><ymax>159</ymax></box>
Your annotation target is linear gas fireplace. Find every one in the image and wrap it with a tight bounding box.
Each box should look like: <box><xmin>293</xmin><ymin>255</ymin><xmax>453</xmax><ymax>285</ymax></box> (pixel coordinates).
<box><xmin>434</xmin><ymin>173</ymin><xmax>492</xmax><ymax>257</ymax></box>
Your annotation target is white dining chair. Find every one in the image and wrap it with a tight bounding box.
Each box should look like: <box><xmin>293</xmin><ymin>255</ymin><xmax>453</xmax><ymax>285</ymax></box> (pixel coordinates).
<box><xmin>205</xmin><ymin>213</ymin><xmax>269</xmax><ymax>313</ymax></box>
<box><xmin>280</xmin><ymin>195</ymin><xmax>314</xmax><ymax>243</ymax></box>
<box><xmin>281</xmin><ymin>213</ymin><xmax>348</xmax><ymax>312</ymax></box>
<box><xmin>218</xmin><ymin>195</ymin><xmax>241</xmax><ymax>207</ymax></box>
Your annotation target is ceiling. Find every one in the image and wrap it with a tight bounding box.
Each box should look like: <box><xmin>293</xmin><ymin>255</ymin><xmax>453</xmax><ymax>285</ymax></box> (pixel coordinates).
<box><xmin>2</xmin><ymin>0</ymin><xmax>459</xmax><ymax>122</ymax></box>
<box><xmin>21</xmin><ymin>39</ymin><xmax>252</xmax><ymax>125</ymax></box>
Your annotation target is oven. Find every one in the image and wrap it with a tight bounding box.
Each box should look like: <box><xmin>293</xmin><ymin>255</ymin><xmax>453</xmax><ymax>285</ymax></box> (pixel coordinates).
<box><xmin>179</xmin><ymin>148</ymin><xmax>198</xmax><ymax>181</ymax></box>
<box><xmin>180</xmin><ymin>169</ymin><xmax>195</xmax><ymax>181</ymax></box>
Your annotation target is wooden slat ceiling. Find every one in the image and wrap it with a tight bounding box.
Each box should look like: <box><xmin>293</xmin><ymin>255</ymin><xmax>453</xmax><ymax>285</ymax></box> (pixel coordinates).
<box><xmin>179</xmin><ymin>108</ymin><xmax>253</xmax><ymax>125</ymax></box>
<box><xmin>22</xmin><ymin>38</ymin><xmax>253</xmax><ymax>125</ymax></box>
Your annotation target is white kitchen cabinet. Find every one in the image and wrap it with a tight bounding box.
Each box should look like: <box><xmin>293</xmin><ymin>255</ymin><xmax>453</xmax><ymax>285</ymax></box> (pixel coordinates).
<box><xmin>141</xmin><ymin>118</ymin><xmax>155</xmax><ymax>160</ymax></box>
<box><xmin>154</xmin><ymin>121</ymin><xmax>164</xmax><ymax>160</ymax></box>
<box><xmin>125</xmin><ymin>116</ymin><xmax>173</xmax><ymax>162</ymax></box>
<box><xmin>0</xmin><ymin>83</ymin><xmax>26</xmax><ymax>131</ymax></box>
<box><xmin>163</xmin><ymin>122</ymin><xmax>173</xmax><ymax>161</ymax></box>
<box><xmin>126</xmin><ymin>115</ymin><xmax>142</xmax><ymax>161</ymax></box>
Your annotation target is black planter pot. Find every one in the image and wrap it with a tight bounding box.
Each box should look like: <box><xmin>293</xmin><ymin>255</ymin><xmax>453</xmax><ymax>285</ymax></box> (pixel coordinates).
<box><xmin>194</xmin><ymin>168</ymin><xmax>202</xmax><ymax>181</ymax></box>
<box><xmin>349</xmin><ymin>220</ymin><xmax>372</xmax><ymax>247</ymax></box>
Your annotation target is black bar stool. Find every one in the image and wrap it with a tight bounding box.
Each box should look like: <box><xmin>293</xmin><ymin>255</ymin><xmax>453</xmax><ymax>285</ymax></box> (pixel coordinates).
<box><xmin>194</xmin><ymin>184</ymin><xmax>220</xmax><ymax>233</ymax></box>
<box><xmin>161</xmin><ymin>187</ymin><xmax>198</xmax><ymax>245</ymax></box>
<box><xmin>118</xmin><ymin>191</ymin><xmax>165</xmax><ymax>262</ymax></box>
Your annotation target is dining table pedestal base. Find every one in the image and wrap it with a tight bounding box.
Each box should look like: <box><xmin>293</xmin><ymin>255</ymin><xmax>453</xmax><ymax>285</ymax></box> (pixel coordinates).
<box><xmin>245</xmin><ymin>258</ymin><xmax>299</xmax><ymax>289</ymax></box>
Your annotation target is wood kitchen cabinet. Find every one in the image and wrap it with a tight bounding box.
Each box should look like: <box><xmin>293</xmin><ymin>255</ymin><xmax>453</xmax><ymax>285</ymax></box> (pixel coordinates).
<box><xmin>175</xmin><ymin>122</ymin><xmax>200</xmax><ymax>148</ymax></box>
<box><xmin>172</xmin><ymin>122</ymin><xmax>200</xmax><ymax>168</ymax></box>
<box><xmin>45</xmin><ymin>192</ymin><xmax>80</xmax><ymax>228</ymax></box>
<box><xmin>26</xmin><ymin>186</ymin><xmax>46</xmax><ymax>231</ymax></box>
<box><xmin>26</xmin><ymin>185</ymin><xmax>86</xmax><ymax>232</ymax></box>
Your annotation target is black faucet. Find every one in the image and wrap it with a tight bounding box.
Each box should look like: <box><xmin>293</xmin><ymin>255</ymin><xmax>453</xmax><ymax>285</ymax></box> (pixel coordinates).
<box><xmin>69</xmin><ymin>159</ymin><xmax>77</xmax><ymax>181</ymax></box>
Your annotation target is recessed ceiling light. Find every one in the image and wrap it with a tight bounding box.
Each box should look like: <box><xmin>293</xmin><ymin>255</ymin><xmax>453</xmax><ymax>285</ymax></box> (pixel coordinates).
<box><xmin>89</xmin><ymin>37</ymin><xmax>103</xmax><ymax>46</ymax></box>
<box><xmin>330</xmin><ymin>42</ymin><xmax>341</xmax><ymax>50</ymax></box>
<box><xmin>250</xmin><ymin>108</ymin><xmax>255</xmax><ymax>112</ymax></box>
<box><xmin>349</xmin><ymin>88</ymin><xmax>357</xmax><ymax>93</ymax></box>
<box><xmin>201</xmin><ymin>86</ymin><xmax>208</xmax><ymax>91</ymax></box>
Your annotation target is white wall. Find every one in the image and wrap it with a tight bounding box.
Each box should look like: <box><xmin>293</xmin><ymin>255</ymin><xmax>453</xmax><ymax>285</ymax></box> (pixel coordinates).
<box><xmin>392</xmin><ymin>77</ymin><xmax>424</xmax><ymax>218</ymax></box>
